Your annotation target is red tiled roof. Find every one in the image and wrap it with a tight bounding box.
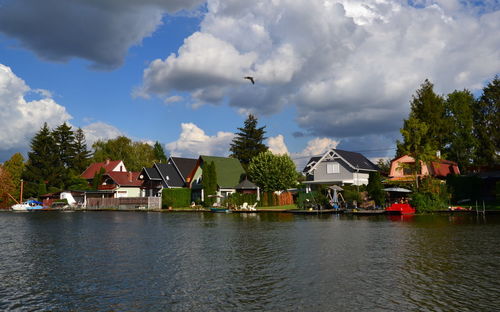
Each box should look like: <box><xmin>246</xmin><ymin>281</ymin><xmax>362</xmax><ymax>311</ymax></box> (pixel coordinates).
<box><xmin>430</xmin><ymin>160</ymin><xmax>460</xmax><ymax>177</ymax></box>
<box><xmin>105</xmin><ymin>171</ymin><xmax>143</xmax><ymax>187</ymax></box>
<box><xmin>81</xmin><ymin>160</ymin><xmax>123</xmax><ymax>179</ymax></box>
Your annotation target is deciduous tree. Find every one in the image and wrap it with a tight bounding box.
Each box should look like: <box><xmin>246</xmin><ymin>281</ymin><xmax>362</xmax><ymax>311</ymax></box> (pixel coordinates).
<box><xmin>247</xmin><ymin>151</ymin><xmax>296</xmax><ymax>192</ymax></box>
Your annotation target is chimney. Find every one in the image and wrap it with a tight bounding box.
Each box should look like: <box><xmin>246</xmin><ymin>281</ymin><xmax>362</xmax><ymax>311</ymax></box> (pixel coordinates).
<box><xmin>128</xmin><ymin>171</ymin><xmax>133</xmax><ymax>182</ymax></box>
<box><xmin>105</xmin><ymin>159</ymin><xmax>110</xmax><ymax>165</ymax></box>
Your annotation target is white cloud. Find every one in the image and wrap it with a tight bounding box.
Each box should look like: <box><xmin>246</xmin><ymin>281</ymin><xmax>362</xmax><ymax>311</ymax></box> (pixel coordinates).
<box><xmin>0</xmin><ymin>63</ymin><xmax>71</xmax><ymax>153</ymax></box>
<box><xmin>267</xmin><ymin>135</ymin><xmax>289</xmax><ymax>155</ymax></box>
<box><xmin>164</xmin><ymin>95</ymin><xmax>183</xmax><ymax>104</ymax></box>
<box><xmin>139</xmin><ymin>0</ymin><xmax>500</xmax><ymax>152</ymax></box>
<box><xmin>166</xmin><ymin>122</ymin><xmax>234</xmax><ymax>158</ymax></box>
<box><xmin>82</xmin><ymin>121</ymin><xmax>124</xmax><ymax>147</ymax></box>
<box><xmin>291</xmin><ymin>137</ymin><xmax>341</xmax><ymax>170</ymax></box>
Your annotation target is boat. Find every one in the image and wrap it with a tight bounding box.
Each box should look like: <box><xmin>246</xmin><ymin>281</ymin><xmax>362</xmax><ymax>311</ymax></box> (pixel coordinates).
<box><xmin>210</xmin><ymin>207</ymin><xmax>230</xmax><ymax>213</ymax></box>
<box><xmin>383</xmin><ymin>187</ymin><xmax>415</xmax><ymax>215</ymax></box>
<box><xmin>11</xmin><ymin>200</ymin><xmax>45</xmax><ymax>211</ymax></box>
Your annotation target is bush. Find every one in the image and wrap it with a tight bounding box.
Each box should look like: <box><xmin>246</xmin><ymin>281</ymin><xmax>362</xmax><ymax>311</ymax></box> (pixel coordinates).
<box><xmin>162</xmin><ymin>188</ymin><xmax>192</xmax><ymax>208</ymax></box>
<box><xmin>410</xmin><ymin>177</ymin><xmax>450</xmax><ymax>212</ymax></box>
<box><xmin>297</xmin><ymin>191</ymin><xmax>328</xmax><ymax>209</ymax></box>
<box><xmin>226</xmin><ymin>193</ymin><xmax>258</xmax><ymax>207</ymax></box>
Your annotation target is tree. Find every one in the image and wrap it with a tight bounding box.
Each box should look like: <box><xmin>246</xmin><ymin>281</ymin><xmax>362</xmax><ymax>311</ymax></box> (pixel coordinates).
<box><xmin>366</xmin><ymin>171</ymin><xmax>385</xmax><ymax>206</ymax></box>
<box><xmin>443</xmin><ymin>90</ymin><xmax>476</xmax><ymax>171</ymax></box>
<box><xmin>0</xmin><ymin>166</ymin><xmax>15</xmax><ymax>208</ymax></box>
<box><xmin>473</xmin><ymin>75</ymin><xmax>499</xmax><ymax>167</ymax></box>
<box><xmin>92</xmin><ymin>136</ymin><xmax>156</xmax><ymax>171</ymax></box>
<box><xmin>408</xmin><ymin>79</ymin><xmax>447</xmax><ymax>151</ymax></box>
<box><xmin>73</xmin><ymin>127</ymin><xmax>92</xmax><ymax>175</ymax></box>
<box><xmin>202</xmin><ymin>161</ymin><xmax>217</xmax><ymax>206</ymax></box>
<box><xmin>230</xmin><ymin>114</ymin><xmax>268</xmax><ymax>169</ymax></box>
<box><xmin>376</xmin><ymin>158</ymin><xmax>391</xmax><ymax>175</ymax></box>
<box><xmin>247</xmin><ymin>151</ymin><xmax>297</xmax><ymax>192</ymax></box>
<box><xmin>52</xmin><ymin>122</ymin><xmax>76</xmax><ymax>187</ymax></box>
<box><xmin>153</xmin><ymin>141</ymin><xmax>167</xmax><ymax>163</ymax></box>
<box><xmin>397</xmin><ymin>115</ymin><xmax>435</xmax><ymax>189</ymax></box>
<box><xmin>23</xmin><ymin>123</ymin><xmax>62</xmax><ymax>196</ymax></box>
<box><xmin>2</xmin><ymin>153</ymin><xmax>25</xmax><ymax>201</ymax></box>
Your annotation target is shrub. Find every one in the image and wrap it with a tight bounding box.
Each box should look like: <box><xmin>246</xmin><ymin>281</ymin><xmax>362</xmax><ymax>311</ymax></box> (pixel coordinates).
<box><xmin>226</xmin><ymin>193</ymin><xmax>258</xmax><ymax>207</ymax></box>
<box><xmin>162</xmin><ymin>188</ymin><xmax>192</xmax><ymax>208</ymax></box>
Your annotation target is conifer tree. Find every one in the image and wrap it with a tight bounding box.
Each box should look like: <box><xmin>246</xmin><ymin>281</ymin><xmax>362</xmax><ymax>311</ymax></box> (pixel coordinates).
<box><xmin>52</xmin><ymin>122</ymin><xmax>76</xmax><ymax>187</ymax></box>
<box><xmin>23</xmin><ymin>123</ymin><xmax>61</xmax><ymax>196</ymax></box>
<box><xmin>73</xmin><ymin>127</ymin><xmax>92</xmax><ymax>175</ymax></box>
<box><xmin>153</xmin><ymin>141</ymin><xmax>167</xmax><ymax>163</ymax></box>
<box><xmin>230</xmin><ymin>114</ymin><xmax>268</xmax><ymax>169</ymax></box>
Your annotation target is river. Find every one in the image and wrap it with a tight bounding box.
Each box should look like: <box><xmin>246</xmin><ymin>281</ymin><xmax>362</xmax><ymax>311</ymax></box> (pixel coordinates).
<box><xmin>0</xmin><ymin>212</ymin><xmax>499</xmax><ymax>311</ymax></box>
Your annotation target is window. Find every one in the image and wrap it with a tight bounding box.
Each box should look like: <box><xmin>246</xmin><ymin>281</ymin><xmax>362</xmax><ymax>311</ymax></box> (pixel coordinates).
<box><xmin>327</xmin><ymin>162</ymin><xmax>340</xmax><ymax>174</ymax></box>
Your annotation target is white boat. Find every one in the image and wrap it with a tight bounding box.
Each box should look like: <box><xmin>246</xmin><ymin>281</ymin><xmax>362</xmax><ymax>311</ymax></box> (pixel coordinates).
<box><xmin>11</xmin><ymin>200</ymin><xmax>45</xmax><ymax>211</ymax></box>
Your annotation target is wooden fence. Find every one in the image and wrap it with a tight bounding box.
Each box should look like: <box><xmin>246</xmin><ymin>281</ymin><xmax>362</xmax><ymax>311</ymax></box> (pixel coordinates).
<box><xmin>86</xmin><ymin>197</ymin><xmax>161</xmax><ymax>210</ymax></box>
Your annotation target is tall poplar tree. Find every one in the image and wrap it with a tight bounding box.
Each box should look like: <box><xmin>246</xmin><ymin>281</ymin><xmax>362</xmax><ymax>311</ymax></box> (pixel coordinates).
<box><xmin>3</xmin><ymin>153</ymin><xmax>25</xmax><ymax>201</ymax></box>
<box><xmin>230</xmin><ymin>114</ymin><xmax>268</xmax><ymax>169</ymax></box>
<box><xmin>153</xmin><ymin>141</ymin><xmax>167</xmax><ymax>163</ymax></box>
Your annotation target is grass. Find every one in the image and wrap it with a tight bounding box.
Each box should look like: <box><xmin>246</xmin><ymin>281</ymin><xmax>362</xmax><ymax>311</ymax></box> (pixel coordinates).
<box><xmin>257</xmin><ymin>204</ymin><xmax>297</xmax><ymax>210</ymax></box>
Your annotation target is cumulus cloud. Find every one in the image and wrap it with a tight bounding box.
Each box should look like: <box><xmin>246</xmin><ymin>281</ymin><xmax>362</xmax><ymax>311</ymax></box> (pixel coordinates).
<box><xmin>0</xmin><ymin>0</ymin><xmax>204</xmax><ymax>69</ymax></box>
<box><xmin>0</xmin><ymin>64</ymin><xmax>72</xmax><ymax>159</ymax></box>
<box><xmin>82</xmin><ymin>122</ymin><xmax>124</xmax><ymax>147</ymax></box>
<box><xmin>267</xmin><ymin>135</ymin><xmax>289</xmax><ymax>155</ymax></box>
<box><xmin>140</xmin><ymin>0</ymin><xmax>500</xmax><ymax>151</ymax></box>
<box><xmin>166</xmin><ymin>123</ymin><xmax>234</xmax><ymax>158</ymax></box>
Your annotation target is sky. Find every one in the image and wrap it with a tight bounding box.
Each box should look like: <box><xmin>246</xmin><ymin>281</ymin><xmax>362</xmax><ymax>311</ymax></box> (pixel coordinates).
<box><xmin>0</xmin><ymin>0</ymin><xmax>499</xmax><ymax>169</ymax></box>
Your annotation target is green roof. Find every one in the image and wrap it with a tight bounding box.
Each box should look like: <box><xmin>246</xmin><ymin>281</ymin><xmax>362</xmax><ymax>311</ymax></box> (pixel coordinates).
<box><xmin>201</xmin><ymin>155</ymin><xmax>245</xmax><ymax>189</ymax></box>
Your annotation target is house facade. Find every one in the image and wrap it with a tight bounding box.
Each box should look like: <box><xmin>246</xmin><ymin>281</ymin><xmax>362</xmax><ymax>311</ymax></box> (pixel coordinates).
<box><xmin>81</xmin><ymin>160</ymin><xmax>143</xmax><ymax>198</ymax></box>
<box><xmin>302</xmin><ymin>149</ymin><xmax>379</xmax><ymax>188</ymax></box>
<box><xmin>389</xmin><ymin>155</ymin><xmax>460</xmax><ymax>181</ymax></box>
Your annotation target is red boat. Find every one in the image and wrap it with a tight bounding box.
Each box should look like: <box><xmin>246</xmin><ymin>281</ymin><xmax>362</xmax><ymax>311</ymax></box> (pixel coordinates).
<box><xmin>385</xmin><ymin>203</ymin><xmax>415</xmax><ymax>215</ymax></box>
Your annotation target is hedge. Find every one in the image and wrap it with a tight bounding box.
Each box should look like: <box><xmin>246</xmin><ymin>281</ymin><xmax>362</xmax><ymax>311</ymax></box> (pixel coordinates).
<box><xmin>162</xmin><ymin>188</ymin><xmax>192</xmax><ymax>208</ymax></box>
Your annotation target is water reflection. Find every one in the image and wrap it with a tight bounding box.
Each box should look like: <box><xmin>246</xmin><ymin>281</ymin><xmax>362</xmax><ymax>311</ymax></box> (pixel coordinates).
<box><xmin>0</xmin><ymin>212</ymin><xmax>499</xmax><ymax>311</ymax></box>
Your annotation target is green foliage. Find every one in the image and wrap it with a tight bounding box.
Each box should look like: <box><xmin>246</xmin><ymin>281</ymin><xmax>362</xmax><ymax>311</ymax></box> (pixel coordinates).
<box><xmin>247</xmin><ymin>151</ymin><xmax>296</xmax><ymax>192</ymax></box>
<box><xmin>473</xmin><ymin>76</ymin><xmax>499</xmax><ymax>167</ymax></box>
<box><xmin>410</xmin><ymin>177</ymin><xmax>450</xmax><ymax>212</ymax></box>
<box><xmin>153</xmin><ymin>141</ymin><xmax>167</xmax><ymax>163</ymax></box>
<box><xmin>446</xmin><ymin>175</ymin><xmax>482</xmax><ymax>202</ymax></box>
<box><xmin>23</xmin><ymin>123</ymin><xmax>62</xmax><ymax>197</ymax></box>
<box><xmin>230</xmin><ymin>114</ymin><xmax>268</xmax><ymax>169</ymax></box>
<box><xmin>342</xmin><ymin>185</ymin><xmax>362</xmax><ymax>203</ymax></box>
<box><xmin>202</xmin><ymin>161</ymin><xmax>217</xmax><ymax>206</ymax></box>
<box><xmin>0</xmin><ymin>165</ymin><xmax>15</xmax><ymax>207</ymax></box>
<box><xmin>366</xmin><ymin>171</ymin><xmax>385</xmax><ymax>206</ymax></box>
<box><xmin>296</xmin><ymin>190</ymin><xmax>328</xmax><ymax>209</ymax></box>
<box><xmin>376</xmin><ymin>159</ymin><xmax>391</xmax><ymax>175</ymax></box>
<box><xmin>225</xmin><ymin>192</ymin><xmax>258</xmax><ymax>207</ymax></box>
<box><xmin>37</xmin><ymin>182</ymin><xmax>47</xmax><ymax>197</ymax></box>
<box><xmin>162</xmin><ymin>188</ymin><xmax>192</xmax><ymax>208</ymax></box>
<box><xmin>91</xmin><ymin>167</ymin><xmax>106</xmax><ymax>190</ymax></box>
<box><xmin>92</xmin><ymin>136</ymin><xmax>156</xmax><ymax>172</ymax></box>
<box><xmin>3</xmin><ymin>152</ymin><xmax>25</xmax><ymax>200</ymax></box>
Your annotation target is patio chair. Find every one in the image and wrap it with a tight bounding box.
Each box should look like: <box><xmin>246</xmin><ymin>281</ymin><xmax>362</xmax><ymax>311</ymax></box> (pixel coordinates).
<box><xmin>248</xmin><ymin>202</ymin><xmax>257</xmax><ymax>211</ymax></box>
<box><xmin>240</xmin><ymin>202</ymin><xmax>248</xmax><ymax>210</ymax></box>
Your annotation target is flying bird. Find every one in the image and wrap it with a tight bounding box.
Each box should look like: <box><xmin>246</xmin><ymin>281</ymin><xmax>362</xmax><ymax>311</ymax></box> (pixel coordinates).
<box><xmin>243</xmin><ymin>76</ymin><xmax>255</xmax><ymax>84</ymax></box>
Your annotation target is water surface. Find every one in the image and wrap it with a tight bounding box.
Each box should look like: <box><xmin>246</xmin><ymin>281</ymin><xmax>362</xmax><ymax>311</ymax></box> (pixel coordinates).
<box><xmin>0</xmin><ymin>212</ymin><xmax>499</xmax><ymax>311</ymax></box>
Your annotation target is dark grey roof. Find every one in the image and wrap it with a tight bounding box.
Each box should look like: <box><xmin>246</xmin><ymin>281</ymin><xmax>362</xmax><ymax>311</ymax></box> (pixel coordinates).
<box><xmin>302</xmin><ymin>150</ymin><xmax>379</xmax><ymax>173</ymax></box>
<box><xmin>334</xmin><ymin>149</ymin><xmax>379</xmax><ymax>171</ymax></box>
<box><xmin>235</xmin><ymin>179</ymin><xmax>258</xmax><ymax>189</ymax></box>
<box><xmin>155</xmin><ymin>163</ymin><xmax>185</xmax><ymax>187</ymax></box>
<box><xmin>169</xmin><ymin>157</ymin><xmax>198</xmax><ymax>181</ymax></box>
<box><xmin>144</xmin><ymin>167</ymin><xmax>161</xmax><ymax>180</ymax></box>
<box><xmin>302</xmin><ymin>156</ymin><xmax>321</xmax><ymax>173</ymax></box>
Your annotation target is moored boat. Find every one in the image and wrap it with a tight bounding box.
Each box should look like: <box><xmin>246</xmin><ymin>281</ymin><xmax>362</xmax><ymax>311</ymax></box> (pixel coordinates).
<box><xmin>210</xmin><ymin>207</ymin><xmax>230</xmax><ymax>213</ymax></box>
<box><xmin>385</xmin><ymin>203</ymin><xmax>415</xmax><ymax>215</ymax></box>
<box><xmin>11</xmin><ymin>200</ymin><xmax>45</xmax><ymax>211</ymax></box>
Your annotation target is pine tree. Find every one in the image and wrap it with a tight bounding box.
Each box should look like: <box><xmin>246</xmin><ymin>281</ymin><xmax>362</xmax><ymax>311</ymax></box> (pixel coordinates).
<box><xmin>153</xmin><ymin>141</ymin><xmax>167</xmax><ymax>163</ymax></box>
<box><xmin>23</xmin><ymin>123</ymin><xmax>62</xmax><ymax>196</ymax></box>
<box><xmin>473</xmin><ymin>76</ymin><xmax>499</xmax><ymax>167</ymax></box>
<box><xmin>230</xmin><ymin>114</ymin><xmax>268</xmax><ymax>169</ymax></box>
<box><xmin>52</xmin><ymin>122</ymin><xmax>76</xmax><ymax>187</ymax></box>
<box><xmin>73</xmin><ymin>128</ymin><xmax>92</xmax><ymax>175</ymax></box>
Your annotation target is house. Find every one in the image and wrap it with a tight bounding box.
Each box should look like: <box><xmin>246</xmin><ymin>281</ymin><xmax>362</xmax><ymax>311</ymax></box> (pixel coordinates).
<box><xmin>81</xmin><ymin>159</ymin><xmax>143</xmax><ymax>198</ymax></box>
<box><xmin>302</xmin><ymin>149</ymin><xmax>379</xmax><ymax>189</ymax></box>
<box><xmin>187</xmin><ymin>155</ymin><xmax>247</xmax><ymax>202</ymax></box>
<box><xmin>388</xmin><ymin>155</ymin><xmax>460</xmax><ymax>181</ymax></box>
<box><xmin>138</xmin><ymin>157</ymin><xmax>198</xmax><ymax>197</ymax></box>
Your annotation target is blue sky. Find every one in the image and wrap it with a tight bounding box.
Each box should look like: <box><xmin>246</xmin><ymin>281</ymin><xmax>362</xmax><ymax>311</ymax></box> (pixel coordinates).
<box><xmin>0</xmin><ymin>0</ymin><xmax>498</xmax><ymax>166</ymax></box>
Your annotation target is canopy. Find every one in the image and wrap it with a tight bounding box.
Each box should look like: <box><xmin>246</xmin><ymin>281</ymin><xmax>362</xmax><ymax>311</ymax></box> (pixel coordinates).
<box><xmin>328</xmin><ymin>185</ymin><xmax>344</xmax><ymax>191</ymax></box>
<box><xmin>383</xmin><ymin>187</ymin><xmax>412</xmax><ymax>193</ymax></box>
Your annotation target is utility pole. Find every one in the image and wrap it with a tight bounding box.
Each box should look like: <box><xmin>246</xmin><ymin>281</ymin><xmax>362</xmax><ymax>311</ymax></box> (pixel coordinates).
<box><xmin>20</xmin><ymin>179</ymin><xmax>23</xmax><ymax>203</ymax></box>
